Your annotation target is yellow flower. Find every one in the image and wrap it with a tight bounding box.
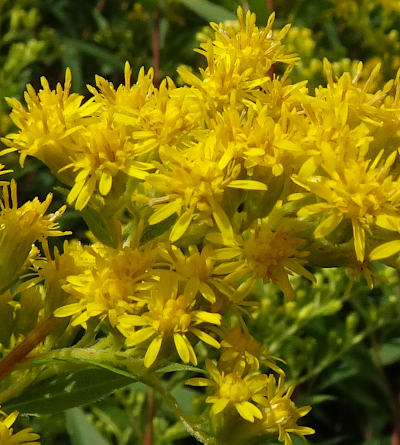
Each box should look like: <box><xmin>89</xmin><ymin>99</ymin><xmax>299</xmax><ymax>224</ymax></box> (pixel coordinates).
<box><xmin>158</xmin><ymin>243</ymin><xmax>235</xmax><ymax>304</ymax></box>
<box><xmin>31</xmin><ymin>240</ymin><xmax>95</xmax><ymax>315</ymax></box>
<box><xmin>178</xmin><ymin>7</ymin><xmax>298</xmax><ymax>111</ymax></box>
<box><xmin>118</xmin><ymin>271</ymin><xmax>221</xmax><ymax>367</ymax></box>
<box><xmin>64</xmin><ymin>121</ymin><xmax>154</xmax><ymax>210</ymax></box>
<box><xmin>147</xmin><ymin>138</ymin><xmax>266</xmax><ymax>244</ymax></box>
<box><xmin>212</xmin><ymin>221</ymin><xmax>314</xmax><ymax>301</ymax></box>
<box><xmin>294</xmin><ymin>150</ymin><xmax>400</xmax><ymax>262</ymax></box>
<box><xmin>4</xmin><ymin>69</ymin><xmax>100</xmax><ymax>180</ymax></box>
<box><xmin>0</xmin><ymin>180</ymin><xmax>68</xmax><ymax>293</ymax></box>
<box><xmin>186</xmin><ymin>358</ymin><xmax>268</xmax><ymax>423</ymax></box>
<box><xmin>54</xmin><ymin>244</ymin><xmax>156</xmax><ymax>328</ymax></box>
<box><xmin>220</xmin><ymin>327</ymin><xmax>284</xmax><ymax>375</ymax></box>
<box><xmin>0</xmin><ymin>408</ymin><xmax>40</xmax><ymax>445</ymax></box>
<box><xmin>255</xmin><ymin>375</ymin><xmax>315</xmax><ymax>445</ymax></box>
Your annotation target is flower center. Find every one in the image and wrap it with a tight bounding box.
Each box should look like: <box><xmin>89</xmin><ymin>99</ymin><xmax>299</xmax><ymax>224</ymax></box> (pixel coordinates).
<box><xmin>219</xmin><ymin>374</ymin><xmax>251</xmax><ymax>402</ymax></box>
<box><xmin>154</xmin><ymin>296</ymin><xmax>192</xmax><ymax>334</ymax></box>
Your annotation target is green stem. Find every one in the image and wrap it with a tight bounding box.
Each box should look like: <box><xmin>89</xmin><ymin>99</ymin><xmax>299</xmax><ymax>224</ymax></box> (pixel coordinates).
<box><xmin>143</xmin><ymin>373</ymin><xmax>216</xmax><ymax>445</ymax></box>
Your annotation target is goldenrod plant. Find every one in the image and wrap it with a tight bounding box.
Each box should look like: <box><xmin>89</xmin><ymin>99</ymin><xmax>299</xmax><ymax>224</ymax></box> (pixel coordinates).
<box><xmin>0</xmin><ymin>6</ymin><xmax>400</xmax><ymax>445</ymax></box>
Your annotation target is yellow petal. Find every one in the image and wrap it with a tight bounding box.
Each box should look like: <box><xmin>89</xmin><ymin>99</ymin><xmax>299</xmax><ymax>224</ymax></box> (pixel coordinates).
<box><xmin>298</xmin><ymin>156</ymin><xmax>318</xmax><ymax>178</ymax></box>
<box><xmin>125</xmin><ymin>327</ymin><xmax>155</xmax><ymax>347</ymax></box>
<box><xmin>174</xmin><ymin>333</ymin><xmax>190</xmax><ymax>363</ymax></box>
<box><xmin>99</xmin><ymin>171</ymin><xmax>113</xmax><ymax>196</ymax></box>
<box><xmin>169</xmin><ymin>208</ymin><xmax>194</xmax><ymax>242</ymax></box>
<box><xmin>144</xmin><ymin>336</ymin><xmax>163</xmax><ymax>368</ymax></box>
<box><xmin>149</xmin><ymin>200</ymin><xmax>181</xmax><ymax>225</ymax></box>
<box><xmin>191</xmin><ymin>327</ymin><xmax>220</xmax><ymax>349</ymax></box>
<box><xmin>369</xmin><ymin>240</ymin><xmax>400</xmax><ymax>261</ymax></box>
<box><xmin>211</xmin><ymin>398</ymin><xmax>230</xmax><ymax>414</ymax></box>
<box><xmin>352</xmin><ymin>221</ymin><xmax>365</xmax><ymax>262</ymax></box>
<box><xmin>228</xmin><ymin>180</ymin><xmax>267</xmax><ymax>191</ymax></box>
<box><xmin>235</xmin><ymin>401</ymin><xmax>261</xmax><ymax>422</ymax></box>
<box><xmin>75</xmin><ymin>175</ymin><xmax>97</xmax><ymax>210</ymax></box>
<box><xmin>199</xmin><ymin>281</ymin><xmax>216</xmax><ymax>303</ymax></box>
<box><xmin>182</xmin><ymin>334</ymin><xmax>197</xmax><ymax>365</ymax></box>
<box><xmin>212</xmin><ymin>202</ymin><xmax>234</xmax><ymax>245</ymax></box>
<box><xmin>193</xmin><ymin>311</ymin><xmax>221</xmax><ymax>325</ymax></box>
<box><xmin>314</xmin><ymin>213</ymin><xmax>343</xmax><ymax>239</ymax></box>
<box><xmin>54</xmin><ymin>303</ymin><xmax>82</xmax><ymax>317</ymax></box>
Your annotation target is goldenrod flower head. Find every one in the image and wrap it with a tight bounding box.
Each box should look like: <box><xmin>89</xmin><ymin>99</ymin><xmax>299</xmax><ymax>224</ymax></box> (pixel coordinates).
<box><xmin>178</xmin><ymin>7</ymin><xmax>297</xmax><ymax>110</ymax></box>
<box><xmin>0</xmin><ymin>408</ymin><xmax>40</xmax><ymax>445</ymax></box>
<box><xmin>118</xmin><ymin>271</ymin><xmax>221</xmax><ymax>367</ymax></box>
<box><xmin>54</xmin><ymin>245</ymin><xmax>155</xmax><ymax>328</ymax></box>
<box><xmin>220</xmin><ymin>327</ymin><xmax>263</xmax><ymax>371</ymax></box>
<box><xmin>214</xmin><ymin>223</ymin><xmax>313</xmax><ymax>300</ymax></box>
<box><xmin>158</xmin><ymin>243</ymin><xmax>234</xmax><ymax>304</ymax></box>
<box><xmin>64</xmin><ymin>122</ymin><xmax>154</xmax><ymax>210</ymax></box>
<box><xmin>112</xmin><ymin>76</ymin><xmax>204</xmax><ymax>152</ymax></box>
<box><xmin>256</xmin><ymin>375</ymin><xmax>315</xmax><ymax>445</ymax></box>
<box><xmin>147</xmin><ymin>141</ymin><xmax>237</xmax><ymax>243</ymax></box>
<box><xmin>4</xmin><ymin>69</ymin><xmax>100</xmax><ymax>174</ymax></box>
<box><xmin>186</xmin><ymin>358</ymin><xmax>269</xmax><ymax>423</ymax></box>
<box><xmin>31</xmin><ymin>240</ymin><xmax>94</xmax><ymax>314</ymax></box>
<box><xmin>147</xmin><ymin>139</ymin><xmax>266</xmax><ymax>244</ymax></box>
<box><xmin>88</xmin><ymin>63</ymin><xmax>154</xmax><ymax>111</ymax></box>
<box><xmin>0</xmin><ymin>180</ymin><xmax>68</xmax><ymax>292</ymax></box>
<box><xmin>295</xmin><ymin>150</ymin><xmax>400</xmax><ymax>262</ymax></box>
<box><xmin>220</xmin><ymin>327</ymin><xmax>284</xmax><ymax>375</ymax></box>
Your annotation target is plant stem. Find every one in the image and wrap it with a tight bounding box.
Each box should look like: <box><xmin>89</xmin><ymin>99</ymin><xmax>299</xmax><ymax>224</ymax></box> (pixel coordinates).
<box><xmin>143</xmin><ymin>388</ymin><xmax>155</xmax><ymax>445</ymax></box>
<box><xmin>0</xmin><ymin>315</ymin><xmax>62</xmax><ymax>382</ymax></box>
<box><xmin>144</xmin><ymin>373</ymin><xmax>216</xmax><ymax>445</ymax></box>
<box><xmin>152</xmin><ymin>9</ymin><xmax>161</xmax><ymax>88</ymax></box>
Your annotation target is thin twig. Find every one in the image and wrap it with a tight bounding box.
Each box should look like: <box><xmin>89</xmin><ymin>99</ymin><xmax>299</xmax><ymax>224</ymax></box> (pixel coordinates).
<box><xmin>0</xmin><ymin>316</ymin><xmax>62</xmax><ymax>382</ymax></box>
<box><xmin>143</xmin><ymin>387</ymin><xmax>156</xmax><ymax>445</ymax></box>
<box><xmin>152</xmin><ymin>9</ymin><xmax>161</xmax><ymax>88</ymax></box>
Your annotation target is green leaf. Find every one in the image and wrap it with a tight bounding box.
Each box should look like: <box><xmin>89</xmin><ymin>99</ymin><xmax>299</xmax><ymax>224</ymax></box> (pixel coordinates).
<box><xmin>156</xmin><ymin>362</ymin><xmax>207</xmax><ymax>375</ymax></box>
<box><xmin>81</xmin><ymin>206</ymin><xmax>120</xmax><ymax>248</ymax></box>
<box><xmin>3</xmin><ymin>368</ymin><xmax>135</xmax><ymax>414</ymax></box>
<box><xmin>180</xmin><ymin>0</ymin><xmax>236</xmax><ymax>22</ymax></box>
<box><xmin>66</xmin><ymin>407</ymin><xmax>111</xmax><ymax>445</ymax></box>
<box><xmin>65</xmin><ymin>38</ymin><xmax>121</xmax><ymax>68</ymax></box>
<box><xmin>378</xmin><ymin>338</ymin><xmax>400</xmax><ymax>365</ymax></box>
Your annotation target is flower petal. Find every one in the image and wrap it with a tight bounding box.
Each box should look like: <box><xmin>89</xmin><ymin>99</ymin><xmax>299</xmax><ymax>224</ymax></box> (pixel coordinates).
<box><xmin>144</xmin><ymin>336</ymin><xmax>163</xmax><ymax>368</ymax></box>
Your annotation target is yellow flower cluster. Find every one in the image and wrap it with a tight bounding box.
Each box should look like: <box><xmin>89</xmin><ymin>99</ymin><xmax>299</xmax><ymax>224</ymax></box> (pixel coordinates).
<box><xmin>186</xmin><ymin>328</ymin><xmax>314</xmax><ymax>444</ymax></box>
<box><xmin>4</xmin><ymin>5</ymin><xmax>400</xmax><ymax>444</ymax></box>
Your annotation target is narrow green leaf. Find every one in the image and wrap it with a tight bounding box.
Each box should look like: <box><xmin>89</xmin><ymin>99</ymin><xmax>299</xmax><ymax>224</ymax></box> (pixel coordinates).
<box><xmin>3</xmin><ymin>368</ymin><xmax>135</xmax><ymax>414</ymax></box>
<box><xmin>378</xmin><ymin>338</ymin><xmax>400</xmax><ymax>365</ymax></box>
<box><xmin>66</xmin><ymin>407</ymin><xmax>111</xmax><ymax>445</ymax></box>
<box><xmin>81</xmin><ymin>206</ymin><xmax>119</xmax><ymax>248</ymax></box>
<box><xmin>65</xmin><ymin>38</ymin><xmax>121</xmax><ymax>67</ymax></box>
<box><xmin>180</xmin><ymin>0</ymin><xmax>236</xmax><ymax>22</ymax></box>
<box><xmin>156</xmin><ymin>362</ymin><xmax>207</xmax><ymax>374</ymax></box>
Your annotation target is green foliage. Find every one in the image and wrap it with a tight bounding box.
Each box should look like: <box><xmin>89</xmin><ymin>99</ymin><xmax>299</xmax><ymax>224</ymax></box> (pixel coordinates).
<box><xmin>0</xmin><ymin>1</ymin><xmax>399</xmax><ymax>445</ymax></box>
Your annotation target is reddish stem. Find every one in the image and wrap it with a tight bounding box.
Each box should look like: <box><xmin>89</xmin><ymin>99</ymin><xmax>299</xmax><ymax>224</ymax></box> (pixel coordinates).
<box><xmin>152</xmin><ymin>10</ymin><xmax>161</xmax><ymax>88</ymax></box>
<box><xmin>95</xmin><ymin>0</ymin><xmax>107</xmax><ymax>12</ymax></box>
<box><xmin>0</xmin><ymin>316</ymin><xmax>62</xmax><ymax>382</ymax></box>
<box><xmin>143</xmin><ymin>388</ymin><xmax>156</xmax><ymax>445</ymax></box>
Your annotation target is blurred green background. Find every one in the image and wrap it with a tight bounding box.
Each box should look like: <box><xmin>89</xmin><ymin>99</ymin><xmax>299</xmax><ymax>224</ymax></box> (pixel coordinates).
<box><xmin>1</xmin><ymin>1</ymin><xmax>400</xmax><ymax>444</ymax></box>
